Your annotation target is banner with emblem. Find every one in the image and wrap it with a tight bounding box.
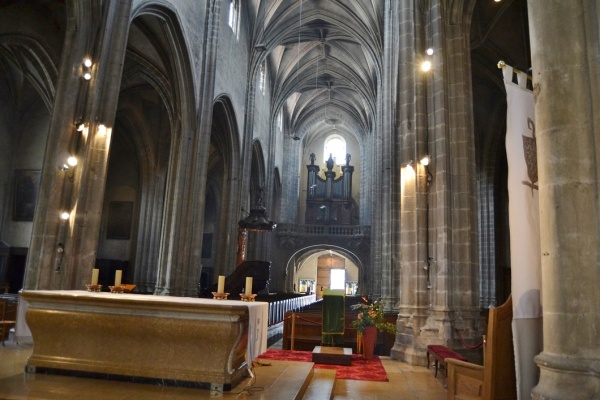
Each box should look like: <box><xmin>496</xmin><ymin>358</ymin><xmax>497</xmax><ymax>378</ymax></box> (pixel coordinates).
<box><xmin>503</xmin><ymin>63</ymin><xmax>542</xmax><ymax>399</ymax></box>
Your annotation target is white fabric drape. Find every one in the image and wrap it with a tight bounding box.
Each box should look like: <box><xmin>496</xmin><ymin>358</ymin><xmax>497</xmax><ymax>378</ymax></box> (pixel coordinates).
<box><xmin>503</xmin><ymin>64</ymin><xmax>543</xmax><ymax>400</ymax></box>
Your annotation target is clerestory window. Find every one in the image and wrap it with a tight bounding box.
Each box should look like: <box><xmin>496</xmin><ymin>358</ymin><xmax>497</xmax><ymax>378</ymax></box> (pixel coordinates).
<box><xmin>259</xmin><ymin>60</ymin><xmax>266</xmax><ymax>94</ymax></box>
<box><xmin>228</xmin><ymin>0</ymin><xmax>240</xmax><ymax>38</ymax></box>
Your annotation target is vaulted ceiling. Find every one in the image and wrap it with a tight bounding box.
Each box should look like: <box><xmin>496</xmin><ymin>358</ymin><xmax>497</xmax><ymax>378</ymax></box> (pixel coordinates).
<box><xmin>247</xmin><ymin>0</ymin><xmax>385</xmax><ymax>144</ymax></box>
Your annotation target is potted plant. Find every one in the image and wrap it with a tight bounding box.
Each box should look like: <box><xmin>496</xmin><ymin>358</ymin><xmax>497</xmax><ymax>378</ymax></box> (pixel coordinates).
<box><xmin>350</xmin><ymin>297</ymin><xmax>396</xmax><ymax>359</ymax></box>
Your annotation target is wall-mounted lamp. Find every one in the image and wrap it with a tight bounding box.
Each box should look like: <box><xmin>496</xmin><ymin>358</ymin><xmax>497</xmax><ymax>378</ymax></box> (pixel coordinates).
<box><xmin>76</xmin><ymin>121</ymin><xmax>86</xmax><ymax>132</ymax></box>
<box><xmin>57</xmin><ymin>243</ymin><xmax>64</xmax><ymax>253</ymax></box>
<box><xmin>403</xmin><ymin>160</ymin><xmax>415</xmax><ymax>173</ymax></box>
<box><xmin>82</xmin><ymin>58</ymin><xmax>92</xmax><ymax>80</ymax></box>
<box><xmin>420</xmin><ymin>154</ymin><xmax>430</xmax><ymax>166</ymax></box>
<box><xmin>421</xmin><ymin>60</ymin><xmax>432</xmax><ymax>72</ymax></box>
<box><xmin>60</xmin><ymin>211</ymin><xmax>70</xmax><ymax>220</ymax></box>
<box><xmin>426</xmin><ymin>48</ymin><xmax>434</xmax><ymax>56</ymax></box>
<box><xmin>67</xmin><ymin>156</ymin><xmax>78</xmax><ymax>167</ymax></box>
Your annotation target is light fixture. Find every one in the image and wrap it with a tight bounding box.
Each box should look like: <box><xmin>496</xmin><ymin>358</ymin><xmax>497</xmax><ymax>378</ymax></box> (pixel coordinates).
<box><xmin>404</xmin><ymin>160</ymin><xmax>415</xmax><ymax>173</ymax></box>
<box><xmin>82</xmin><ymin>58</ymin><xmax>92</xmax><ymax>80</ymax></box>
<box><xmin>60</xmin><ymin>163</ymin><xmax>69</xmax><ymax>171</ymax></box>
<box><xmin>60</xmin><ymin>211</ymin><xmax>70</xmax><ymax>220</ymax></box>
<box><xmin>98</xmin><ymin>124</ymin><xmax>106</xmax><ymax>136</ymax></box>
<box><xmin>426</xmin><ymin>48</ymin><xmax>434</xmax><ymax>55</ymax></box>
<box><xmin>67</xmin><ymin>156</ymin><xmax>78</xmax><ymax>167</ymax></box>
<box><xmin>421</xmin><ymin>60</ymin><xmax>432</xmax><ymax>72</ymax></box>
<box><xmin>420</xmin><ymin>154</ymin><xmax>431</xmax><ymax>166</ymax></box>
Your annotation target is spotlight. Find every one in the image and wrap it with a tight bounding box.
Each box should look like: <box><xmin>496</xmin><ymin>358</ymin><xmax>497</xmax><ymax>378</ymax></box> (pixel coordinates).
<box><xmin>420</xmin><ymin>154</ymin><xmax>430</xmax><ymax>166</ymax></box>
<box><xmin>421</xmin><ymin>60</ymin><xmax>432</xmax><ymax>72</ymax></box>
<box><xmin>426</xmin><ymin>48</ymin><xmax>434</xmax><ymax>55</ymax></box>
<box><xmin>83</xmin><ymin>72</ymin><xmax>92</xmax><ymax>80</ymax></box>
<box><xmin>67</xmin><ymin>156</ymin><xmax>78</xmax><ymax>167</ymax></box>
<box><xmin>83</xmin><ymin>58</ymin><xmax>92</xmax><ymax>67</ymax></box>
<box><xmin>60</xmin><ymin>211</ymin><xmax>70</xmax><ymax>220</ymax></box>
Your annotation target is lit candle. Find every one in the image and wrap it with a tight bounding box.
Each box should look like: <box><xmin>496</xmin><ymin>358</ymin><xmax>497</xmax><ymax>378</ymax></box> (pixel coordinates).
<box><xmin>245</xmin><ymin>277</ymin><xmax>253</xmax><ymax>296</ymax></box>
<box><xmin>91</xmin><ymin>268</ymin><xmax>99</xmax><ymax>286</ymax></box>
<box><xmin>115</xmin><ymin>270</ymin><xmax>122</xmax><ymax>287</ymax></box>
<box><xmin>217</xmin><ymin>275</ymin><xmax>225</xmax><ymax>293</ymax></box>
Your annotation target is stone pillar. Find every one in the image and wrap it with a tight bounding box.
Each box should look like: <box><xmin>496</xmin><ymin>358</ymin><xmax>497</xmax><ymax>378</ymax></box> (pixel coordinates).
<box><xmin>23</xmin><ymin>1</ymin><xmax>134</xmax><ymax>291</ymax></box>
<box><xmin>391</xmin><ymin>0</ymin><xmax>429</xmax><ymax>365</ymax></box>
<box><xmin>528</xmin><ymin>1</ymin><xmax>600</xmax><ymax>398</ymax></box>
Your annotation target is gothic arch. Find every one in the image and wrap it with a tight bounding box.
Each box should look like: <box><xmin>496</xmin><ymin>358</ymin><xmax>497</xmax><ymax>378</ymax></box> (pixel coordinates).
<box><xmin>205</xmin><ymin>95</ymin><xmax>242</xmax><ymax>280</ymax></box>
<box><xmin>101</xmin><ymin>4</ymin><xmax>197</xmax><ymax>294</ymax></box>
<box><xmin>284</xmin><ymin>244</ymin><xmax>366</xmax><ymax>295</ymax></box>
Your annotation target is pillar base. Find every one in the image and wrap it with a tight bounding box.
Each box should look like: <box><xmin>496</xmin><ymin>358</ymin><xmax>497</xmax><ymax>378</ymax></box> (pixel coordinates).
<box><xmin>532</xmin><ymin>352</ymin><xmax>600</xmax><ymax>400</ymax></box>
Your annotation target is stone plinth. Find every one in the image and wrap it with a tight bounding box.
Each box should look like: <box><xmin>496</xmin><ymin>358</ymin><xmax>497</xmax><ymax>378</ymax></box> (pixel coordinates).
<box><xmin>22</xmin><ymin>290</ymin><xmax>268</xmax><ymax>390</ymax></box>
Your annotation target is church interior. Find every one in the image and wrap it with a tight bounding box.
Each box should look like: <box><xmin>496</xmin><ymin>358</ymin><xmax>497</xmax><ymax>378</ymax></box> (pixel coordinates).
<box><xmin>0</xmin><ymin>0</ymin><xmax>599</xmax><ymax>399</ymax></box>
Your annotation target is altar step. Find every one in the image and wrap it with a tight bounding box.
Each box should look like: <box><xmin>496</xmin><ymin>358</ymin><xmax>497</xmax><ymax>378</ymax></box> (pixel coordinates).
<box><xmin>301</xmin><ymin>368</ymin><xmax>336</xmax><ymax>400</ymax></box>
<box><xmin>258</xmin><ymin>361</ymin><xmax>336</xmax><ymax>400</ymax></box>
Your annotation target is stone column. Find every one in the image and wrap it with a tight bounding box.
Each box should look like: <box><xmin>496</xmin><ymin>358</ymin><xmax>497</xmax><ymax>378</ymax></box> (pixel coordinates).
<box><xmin>391</xmin><ymin>0</ymin><xmax>429</xmax><ymax>365</ymax></box>
<box><xmin>528</xmin><ymin>1</ymin><xmax>600</xmax><ymax>398</ymax></box>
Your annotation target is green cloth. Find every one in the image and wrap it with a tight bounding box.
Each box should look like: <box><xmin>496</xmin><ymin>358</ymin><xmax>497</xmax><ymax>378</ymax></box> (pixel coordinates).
<box><xmin>322</xmin><ymin>289</ymin><xmax>345</xmax><ymax>346</ymax></box>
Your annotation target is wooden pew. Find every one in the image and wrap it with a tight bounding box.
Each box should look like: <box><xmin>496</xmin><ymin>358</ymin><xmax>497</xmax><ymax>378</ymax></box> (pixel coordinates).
<box><xmin>0</xmin><ymin>299</ymin><xmax>17</xmax><ymax>346</ymax></box>
<box><xmin>446</xmin><ymin>296</ymin><xmax>516</xmax><ymax>400</ymax></box>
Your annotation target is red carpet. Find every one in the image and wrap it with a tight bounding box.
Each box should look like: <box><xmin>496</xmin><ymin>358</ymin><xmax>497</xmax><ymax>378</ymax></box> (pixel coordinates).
<box><xmin>257</xmin><ymin>349</ymin><xmax>389</xmax><ymax>382</ymax></box>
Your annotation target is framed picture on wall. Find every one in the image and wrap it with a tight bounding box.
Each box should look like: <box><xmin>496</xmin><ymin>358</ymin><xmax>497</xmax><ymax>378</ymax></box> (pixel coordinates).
<box><xmin>106</xmin><ymin>201</ymin><xmax>134</xmax><ymax>240</ymax></box>
<box><xmin>13</xmin><ymin>169</ymin><xmax>41</xmax><ymax>221</ymax></box>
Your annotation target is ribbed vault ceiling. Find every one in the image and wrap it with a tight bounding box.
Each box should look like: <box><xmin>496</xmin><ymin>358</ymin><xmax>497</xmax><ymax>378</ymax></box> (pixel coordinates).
<box><xmin>248</xmin><ymin>0</ymin><xmax>384</xmax><ymax>142</ymax></box>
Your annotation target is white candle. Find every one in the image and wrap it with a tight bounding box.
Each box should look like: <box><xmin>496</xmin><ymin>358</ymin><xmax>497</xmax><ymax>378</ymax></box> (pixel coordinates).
<box><xmin>91</xmin><ymin>268</ymin><xmax>99</xmax><ymax>285</ymax></box>
<box><xmin>115</xmin><ymin>270</ymin><xmax>122</xmax><ymax>287</ymax></box>
<box><xmin>245</xmin><ymin>277</ymin><xmax>253</xmax><ymax>295</ymax></box>
<box><xmin>217</xmin><ymin>275</ymin><xmax>225</xmax><ymax>293</ymax></box>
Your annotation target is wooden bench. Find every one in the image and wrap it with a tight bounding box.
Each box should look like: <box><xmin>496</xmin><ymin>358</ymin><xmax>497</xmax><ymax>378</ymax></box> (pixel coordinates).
<box><xmin>446</xmin><ymin>295</ymin><xmax>516</xmax><ymax>399</ymax></box>
<box><xmin>427</xmin><ymin>345</ymin><xmax>468</xmax><ymax>377</ymax></box>
<box><xmin>0</xmin><ymin>299</ymin><xmax>17</xmax><ymax>346</ymax></box>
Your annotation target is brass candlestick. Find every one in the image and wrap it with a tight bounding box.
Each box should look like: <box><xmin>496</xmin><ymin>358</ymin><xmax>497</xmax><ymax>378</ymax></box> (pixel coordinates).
<box><xmin>212</xmin><ymin>292</ymin><xmax>229</xmax><ymax>300</ymax></box>
<box><xmin>85</xmin><ymin>284</ymin><xmax>102</xmax><ymax>292</ymax></box>
<box><xmin>109</xmin><ymin>285</ymin><xmax>125</xmax><ymax>294</ymax></box>
<box><xmin>239</xmin><ymin>293</ymin><xmax>257</xmax><ymax>302</ymax></box>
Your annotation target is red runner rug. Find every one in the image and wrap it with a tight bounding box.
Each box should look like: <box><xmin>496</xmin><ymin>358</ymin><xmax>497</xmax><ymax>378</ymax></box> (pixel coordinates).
<box><xmin>257</xmin><ymin>349</ymin><xmax>389</xmax><ymax>382</ymax></box>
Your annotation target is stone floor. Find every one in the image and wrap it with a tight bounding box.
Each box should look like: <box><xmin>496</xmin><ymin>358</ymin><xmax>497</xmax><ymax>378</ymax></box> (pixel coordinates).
<box><xmin>0</xmin><ymin>337</ymin><xmax>447</xmax><ymax>399</ymax></box>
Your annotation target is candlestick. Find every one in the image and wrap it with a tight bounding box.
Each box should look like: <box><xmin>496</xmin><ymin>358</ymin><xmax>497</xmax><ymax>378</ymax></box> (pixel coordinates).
<box><xmin>217</xmin><ymin>275</ymin><xmax>225</xmax><ymax>293</ymax></box>
<box><xmin>115</xmin><ymin>270</ymin><xmax>122</xmax><ymax>287</ymax></box>
<box><xmin>245</xmin><ymin>277</ymin><xmax>253</xmax><ymax>295</ymax></box>
<box><xmin>91</xmin><ymin>268</ymin><xmax>99</xmax><ymax>286</ymax></box>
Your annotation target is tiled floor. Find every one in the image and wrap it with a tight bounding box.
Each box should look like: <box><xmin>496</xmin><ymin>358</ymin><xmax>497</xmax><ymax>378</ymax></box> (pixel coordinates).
<box><xmin>0</xmin><ymin>338</ymin><xmax>447</xmax><ymax>399</ymax></box>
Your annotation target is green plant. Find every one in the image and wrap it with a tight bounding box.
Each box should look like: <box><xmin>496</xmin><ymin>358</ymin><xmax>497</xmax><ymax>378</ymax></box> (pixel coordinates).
<box><xmin>349</xmin><ymin>297</ymin><xmax>396</xmax><ymax>335</ymax></box>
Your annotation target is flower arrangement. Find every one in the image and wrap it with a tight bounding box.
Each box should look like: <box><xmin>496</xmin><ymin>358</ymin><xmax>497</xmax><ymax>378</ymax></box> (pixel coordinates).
<box><xmin>350</xmin><ymin>297</ymin><xmax>396</xmax><ymax>335</ymax></box>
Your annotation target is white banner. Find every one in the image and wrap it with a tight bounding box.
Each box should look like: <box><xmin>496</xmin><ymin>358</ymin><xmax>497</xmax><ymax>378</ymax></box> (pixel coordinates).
<box><xmin>503</xmin><ymin>64</ymin><xmax>542</xmax><ymax>400</ymax></box>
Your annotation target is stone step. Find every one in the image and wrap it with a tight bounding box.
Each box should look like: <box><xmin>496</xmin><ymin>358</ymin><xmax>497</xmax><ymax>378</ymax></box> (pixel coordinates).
<box><xmin>259</xmin><ymin>361</ymin><xmax>315</xmax><ymax>400</ymax></box>
<box><xmin>302</xmin><ymin>369</ymin><xmax>336</xmax><ymax>400</ymax></box>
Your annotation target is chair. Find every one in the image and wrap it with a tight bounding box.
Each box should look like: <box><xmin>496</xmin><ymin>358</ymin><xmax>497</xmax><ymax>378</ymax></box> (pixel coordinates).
<box><xmin>446</xmin><ymin>295</ymin><xmax>516</xmax><ymax>400</ymax></box>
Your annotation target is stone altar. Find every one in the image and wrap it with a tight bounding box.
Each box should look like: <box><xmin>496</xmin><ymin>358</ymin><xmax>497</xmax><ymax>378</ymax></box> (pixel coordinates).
<box><xmin>21</xmin><ymin>290</ymin><xmax>268</xmax><ymax>390</ymax></box>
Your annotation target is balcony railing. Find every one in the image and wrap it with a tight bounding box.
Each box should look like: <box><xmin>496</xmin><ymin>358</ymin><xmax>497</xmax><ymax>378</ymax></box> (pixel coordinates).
<box><xmin>276</xmin><ymin>224</ymin><xmax>370</xmax><ymax>237</ymax></box>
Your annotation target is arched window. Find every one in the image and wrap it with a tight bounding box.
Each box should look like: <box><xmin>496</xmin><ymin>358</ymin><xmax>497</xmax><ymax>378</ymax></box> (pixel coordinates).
<box><xmin>228</xmin><ymin>0</ymin><xmax>240</xmax><ymax>38</ymax></box>
<box><xmin>259</xmin><ymin>60</ymin><xmax>266</xmax><ymax>94</ymax></box>
<box><xmin>323</xmin><ymin>134</ymin><xmax>346</xmax><ymax>165</ymax></box>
